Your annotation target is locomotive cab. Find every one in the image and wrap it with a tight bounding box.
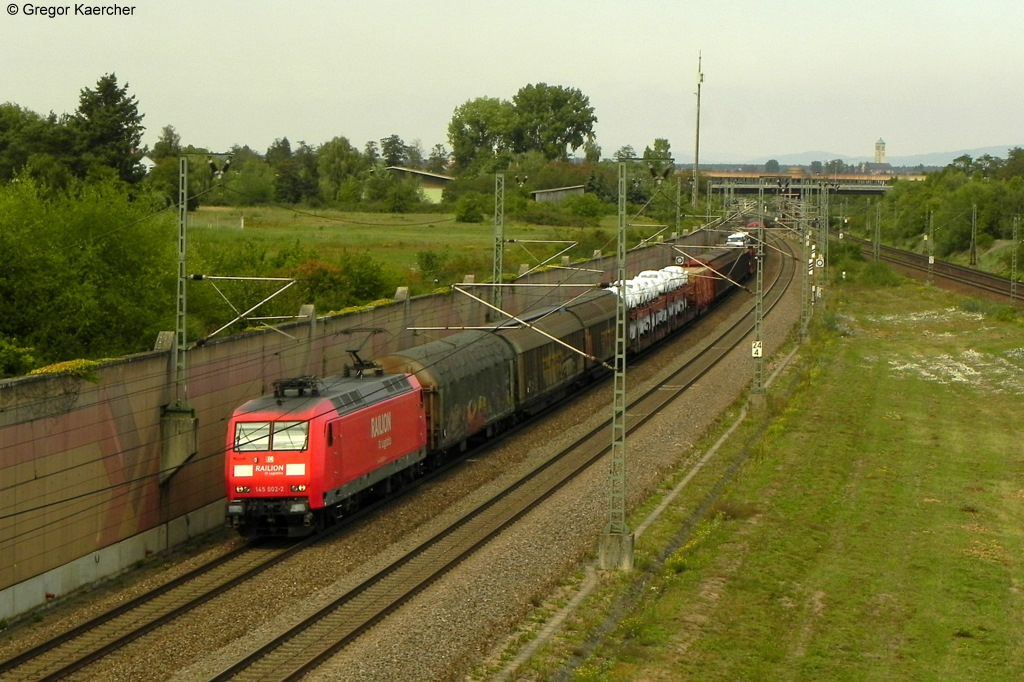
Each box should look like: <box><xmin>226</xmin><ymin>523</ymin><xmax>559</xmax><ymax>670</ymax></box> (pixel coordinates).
<box><xmin>225</xmin><ymin>372</ymin><xmax>428</xmax><ymax>538</ymax></box>
<box><xmin>226</xmin><ymin>416</ymin><xmax>315</xmax><ymax>536</ymax></box>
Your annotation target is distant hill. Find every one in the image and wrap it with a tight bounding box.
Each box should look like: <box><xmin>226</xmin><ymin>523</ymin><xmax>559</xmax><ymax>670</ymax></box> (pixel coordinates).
<box><xmin>735</xmin><ymin>145</ymin><xmax>1021</xmax><ymax>168</ymax></box>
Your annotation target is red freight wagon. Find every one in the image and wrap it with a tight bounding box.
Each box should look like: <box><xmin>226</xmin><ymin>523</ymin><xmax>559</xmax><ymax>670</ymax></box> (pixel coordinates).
<box><xmin>225</xmin><ymin>373</ymin><xmax>427</xmax><ymax>537</ymax></box>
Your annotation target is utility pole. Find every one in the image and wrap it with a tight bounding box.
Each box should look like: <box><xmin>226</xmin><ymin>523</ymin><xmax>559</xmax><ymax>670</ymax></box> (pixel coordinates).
<box><xmin>800</xmin><ymin>192</ymin><xmax>812</xmax><ymax>341</ymax></box>
<box><xmin>161</xmin><ymin>153</ymin><xmax>231</xmax><ymax>485</ymax></box>
<box><xmin>599</xmin><ymin>161</ymin><xmax>634</xmax><ymax>571</ymax></box>
<box><xmin>970</xmin><ymin>203</ymin><xmax>978</xmax><ymax>266</ymax></box>
<box><xmin>675</xmin><ymin>175</ymin><xmax>682</xmax><ymax>234</ymax></box>
<box><xmin>161</xmin><ymin>156</ymin><xmax>197</xmax><ymax>486</ymax></box>
<box><xmin>692</xmin><ymin>52</ymin><xmax>703</xmax><ymax>207</ymax></box>
<box><xmin>491</xmin><ymin>173</ymin><xmax>505</xmax><ymax>319</ymax></box>
<box><xmin>750</xmin><ymin>181</ymin><xmax>766</xmax><ymax>404</ymax></box>
<box><xmin>1012</xmin><ymin>214</ymin><xmax>1019</xmax><ymax>304</ymax></box>
<box><xmin>927</xmin><ymin>210</ymin><xmax>934</xmax><ymax>283</ymax></box>
<box><xmin>870</xmin><ymin>200</ymin><xmax>880</xmax><ymax>261</ymax></box>
<box><xmin>876</xmin><ymin>203</ymin><xmax>882</xmax><ymax>259</ymax></box>
<box><xmin>172</xmin><ymin>156</ymin><xmax>189</xmax><ymax>410</ymax></box>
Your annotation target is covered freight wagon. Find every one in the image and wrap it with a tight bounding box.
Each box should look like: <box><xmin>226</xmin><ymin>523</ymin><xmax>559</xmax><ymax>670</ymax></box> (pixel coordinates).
<box><xmin>375</xmin><ymin>330</ymin><xmax>516</xmax><ymax>453</ymax></box>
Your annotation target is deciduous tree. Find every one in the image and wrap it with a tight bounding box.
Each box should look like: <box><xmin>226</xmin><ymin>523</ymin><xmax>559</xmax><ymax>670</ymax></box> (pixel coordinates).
<box><xmin>151</xmin><ymin>124</ymin><xmax>181</xmax><ymax>161</ymax></box>
<box><xmin>0</xmin><ymin>175</ymin><xmax>174</xmax><ymax>368</ymax></box>
<box><xmin>426</xmin><ymin>143</ymin><xmax>450</xmax><ymax>174</ymax></box>
<box><xmin>317</xmin><ymin>136</ymin><xmax>368</xmax><ymax>203</ymax></box>
<box><xmin>0</xmin><ymin>103</ymin><xmax>77</xmax><ymax>185</ymax></box>
<box><xmin>510</xmin><ymin>83</ymin><xmax>596</xmax><ymax>161</ymax></box>
<box><xmin>447</xmin><ymin>96</ymin><xmax>515</xmax><ymax>173</ymax></box>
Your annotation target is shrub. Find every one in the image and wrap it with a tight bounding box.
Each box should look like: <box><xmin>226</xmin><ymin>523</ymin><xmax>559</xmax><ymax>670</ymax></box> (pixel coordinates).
<box><xmin>516</xmin><ymin>202</ymin><xmax>594</xmax><ymax>227</ymax></box>
<box><xmin>0</xmin><ymin>336</ymin><xmax>38</xmax><ymax>378</ymax></box>
<box><xmin>562</xmin><ymin>192</ymin><xmax>608</xmax><ymax>220</ymax></box>
<box><xmin>454</xmin><ymin>192</ymin><xmax>487</xmax><ymax>223</ymax></box>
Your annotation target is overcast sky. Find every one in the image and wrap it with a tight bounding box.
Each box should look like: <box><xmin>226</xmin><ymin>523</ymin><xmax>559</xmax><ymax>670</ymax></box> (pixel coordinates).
<box><xmin>4</xmin><ymin>0</ymin><xmax>1021</xmax><ymax>163</ymax></box>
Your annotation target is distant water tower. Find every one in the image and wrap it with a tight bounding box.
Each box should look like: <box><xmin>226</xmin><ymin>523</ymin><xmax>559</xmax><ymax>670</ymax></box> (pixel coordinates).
<box><xmin>874</xmin><ymin>138</ymin><xmax>886</xmax><ymax>164</ymax></box>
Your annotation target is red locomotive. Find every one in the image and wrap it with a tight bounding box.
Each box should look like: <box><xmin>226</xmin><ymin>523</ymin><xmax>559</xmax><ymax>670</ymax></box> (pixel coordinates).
<box><xmin>225</xmin><ymin>244</ymin><xmax>756</xmax><ymax>537</ymax></box>
<box><xmin>225</xmin><ymin>373</ymin><xmax>427</xmax><ymax>536</ymax></box>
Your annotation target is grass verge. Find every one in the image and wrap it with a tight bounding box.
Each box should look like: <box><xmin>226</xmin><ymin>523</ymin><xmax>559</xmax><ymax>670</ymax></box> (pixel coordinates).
<box><xmin>509</xmin><ymin>282</ymin><xmax>1024</xmax><ymax>681</ymax></box>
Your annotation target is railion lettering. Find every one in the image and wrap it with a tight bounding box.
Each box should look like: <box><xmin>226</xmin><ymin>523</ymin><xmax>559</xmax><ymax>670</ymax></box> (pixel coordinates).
<box><xmin>370</xmin><ymin>412</ymin><xmax>392</xmax><ymax>438</ymax></box>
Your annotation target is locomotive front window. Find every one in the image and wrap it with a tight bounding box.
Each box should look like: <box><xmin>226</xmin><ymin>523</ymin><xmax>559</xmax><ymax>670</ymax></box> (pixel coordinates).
<box><xmin>235</xmin><ymin>422</ymin><xmax>271</xmax><ymax>451</ymax></box>
<box><xmin>272</xmin><ymin>421</ymin><xmax>309</xmax><ymax>451</ymax></box>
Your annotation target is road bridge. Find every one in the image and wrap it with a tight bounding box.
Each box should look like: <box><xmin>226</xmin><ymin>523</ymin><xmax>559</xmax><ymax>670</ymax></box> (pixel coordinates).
<box><xmin>706</xmin><ymin>172</ymin><xmax>923</xmax><ymax>197</ymax></box>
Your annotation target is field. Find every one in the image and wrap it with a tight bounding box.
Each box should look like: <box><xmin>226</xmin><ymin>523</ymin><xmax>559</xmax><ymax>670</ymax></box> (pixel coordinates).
<box><xmin>189</xmin><ymin>205</ymin><xmax>646</xmax><ymax>291</ymax></box>
<box><xmin>513</xmin><ymin>282</ymin><xmax>1024</xmax><ymax>680</ymax></box>
<box><xmin>192</xmin><ymin>206</ymin><xmax>491</xmax><ymax>272</ymax></box>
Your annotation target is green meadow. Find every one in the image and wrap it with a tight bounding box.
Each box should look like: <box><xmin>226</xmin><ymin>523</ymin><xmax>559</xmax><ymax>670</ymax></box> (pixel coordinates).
<box><xmin>524</xmin><ymin>282</ymin><xmax>1024</xmax><ymax>681</ymax></box>
<box><xmin>192</xmin><ymin>206</ymin><xmax>490</xmax><ymax>272</ymax></box>
<box><xmin>188</xmin><ymin>205</ymin><xmax>639</xmax><ymax>290</ymax></box>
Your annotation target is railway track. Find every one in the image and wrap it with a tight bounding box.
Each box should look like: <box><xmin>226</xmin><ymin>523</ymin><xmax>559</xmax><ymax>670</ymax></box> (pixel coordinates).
<box><xmin>0</xmin><ymin>463</ymin><xmax>464</xmax><ymax>680</ymax></box>
<box><xmin>205</xmin><ymin>234</ymin><xmax>798</xmax><ymax>681</ymax></box>
<box><xmin>0</xmin><ymin>235</ymin><xmax>796</xmax><ymax>682</ymax></box>
<box><xmin>844</xmin><ymin>234</ymin><xmax>1022</xmax><ymax>304</ymax></box>
<box><xmin>0</xmin><ymin>539</ymin><xmax>313</xmax><ymax>681</ymax></box>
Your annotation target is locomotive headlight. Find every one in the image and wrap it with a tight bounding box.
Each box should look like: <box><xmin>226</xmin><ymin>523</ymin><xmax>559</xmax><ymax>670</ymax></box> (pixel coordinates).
<box><xmin>234</xmin><ymin>486</ymin><xmax>250</xmax><ymax>494</ymax></box>
<box><xmin>291</xmin><ymin>484</ymin><xmax>307</xmax><ymax>492</ymax></box>
<box><xmin>288</xmin><ymin>501</ymin><xmax>309</xmax><ymax>514</ymax></box>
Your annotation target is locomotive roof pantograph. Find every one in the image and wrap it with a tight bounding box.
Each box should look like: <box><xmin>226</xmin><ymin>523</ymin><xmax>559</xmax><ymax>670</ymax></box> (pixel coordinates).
<box><xmin>241</xmin><ymin>373</ymin><xmax>415</xmax><ymax>419</ymax></box>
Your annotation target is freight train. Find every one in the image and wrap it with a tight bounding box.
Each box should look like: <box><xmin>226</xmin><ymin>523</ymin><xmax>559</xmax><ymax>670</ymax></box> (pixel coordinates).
<box><xmin>225</xmin><ymin>243</ymin><xmax>756</xmax><ymax>537</ymax></box>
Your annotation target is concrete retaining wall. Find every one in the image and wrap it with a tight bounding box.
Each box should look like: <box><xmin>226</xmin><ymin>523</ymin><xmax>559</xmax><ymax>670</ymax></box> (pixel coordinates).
<box><xmin>0</xmin><ymin>231</ymin><xmax>714</xmax><ymax>621</ymax></box>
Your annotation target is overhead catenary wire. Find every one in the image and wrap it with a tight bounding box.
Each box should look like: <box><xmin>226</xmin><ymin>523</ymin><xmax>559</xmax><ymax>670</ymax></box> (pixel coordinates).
<box><xmin>1</xmin><ymin>178</ymin><xmax>754</xmax><ymax>546</ymax></box>
<box><xmin>1</xmin><ymin>238</ymin><xmax>625</xmax><ymax>534</ymax></box>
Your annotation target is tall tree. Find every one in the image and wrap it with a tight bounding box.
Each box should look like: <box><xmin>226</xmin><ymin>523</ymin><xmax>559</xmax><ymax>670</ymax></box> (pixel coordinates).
<box><xmin>380</xmin><ymin>134</ymin><xmax>408</xmax><ymax>167</ymax></box>
<box><xmin>510</xmin><ymin>83</ymin><xmax>596</xmax><ymax>161</ymax></box>
<box><xmin>72</xmin><ymin>73</ymin><xmax>145</xmax><ymax>183</ymax></box>
<box><xmin>265</xmin><ymin>137</ymin><xmax>292</xmax><ymax>166</ymax></box>
<box><xmin>405</xmin><ymin>140</ymin><xmax>426</xmax><ymax>169</ymax></box>
<box><xmin>447</xmin><ymin>96</ymin><xmax>515</xmax><ymax>173</ymax></box>
<box><xmin>363</xmin><ymin>140</ymin><xmax>379</xmax><ymax>163</ymax></box>
<box><xmin>584</xmin><ymin>136</ymin><xmax>601</xmax><ymax>164</ymax></box>
<box><xmin>273</xmin><ymin>140</ymin><xmax>318</xmax><ymax>204</ymax></box>
<box><xmin>0</xmin><ymin>104</ymin><xmax>48</xmax><ymax>181</ymax></box>
<box><xmin>613</xmin><ymin>146</ymin><xmax>637</xmax><ymax>161</ymax></box>
<box><xmin>997</xmin><ymin>147</ymin><xmax>1024</xmax><ymax>180</ymax></box>
<box><xmin>643</xmin><ymin>138</ymin><xmax>673</xmax><ymax>178</ymax></box>
<box><xmin>317</xmin><ymin>136</ymin><xmax>368</xmax><ymax>203</ymax></box>
<box><xmin>426</xmin><ymin>143</ymin><xmax>450</xmax><ymax>174</ymax></box>
<box><xmin>151</xmin><ymin>124</ymin><xmax>181</xmax><ymax>161</ymax></box>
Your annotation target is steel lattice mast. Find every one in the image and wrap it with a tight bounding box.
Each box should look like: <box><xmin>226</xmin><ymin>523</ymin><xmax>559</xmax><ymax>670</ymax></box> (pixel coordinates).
<box><xmin>491</xmin><ymin>173</ymin><xmax>505</xmax><ymax>319</ymax></box>
<box><xmin>172</xmin><ymin>156</ymin><xmax>189</xmax><ymax>410</ymax></box>
<box><xmin>751</xmin><ymin>181</ymin><xmax>765</xmax><ymax>397</ymax></box>
<box><xmin>599</xmin><ymin>161</ymin><xmax>634</xmax><ymax>570</ymax></box>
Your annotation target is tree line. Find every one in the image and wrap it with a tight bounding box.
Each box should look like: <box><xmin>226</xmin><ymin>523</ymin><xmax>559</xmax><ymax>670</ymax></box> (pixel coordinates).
<box><xmin>851</xmin><ymin>151</ymin><xmax>1024</xmax><ymax>262</ymax></box>
<box><xmin>2</xmin><ymin>73</ymin><xmax>1023</xmax><ymax>378</ymax></box>
<box><xmin>0</xmin><ymin>74</ymin><xmax>663</xmax><ymax>377</ymax></box>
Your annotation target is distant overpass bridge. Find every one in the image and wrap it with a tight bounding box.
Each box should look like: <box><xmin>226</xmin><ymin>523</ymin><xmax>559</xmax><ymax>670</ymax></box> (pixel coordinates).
<box><xmin>705</xmin><ymin>172</ymin><xmax>923</xmax><ymax>198</ymax></box>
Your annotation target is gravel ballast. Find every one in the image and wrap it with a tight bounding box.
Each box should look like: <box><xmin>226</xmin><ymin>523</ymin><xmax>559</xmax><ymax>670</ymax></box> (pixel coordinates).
<box><xmin>1</xmin><ymin>265</ymin><xmax>801</xmax><ymax>682</ymax></box>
